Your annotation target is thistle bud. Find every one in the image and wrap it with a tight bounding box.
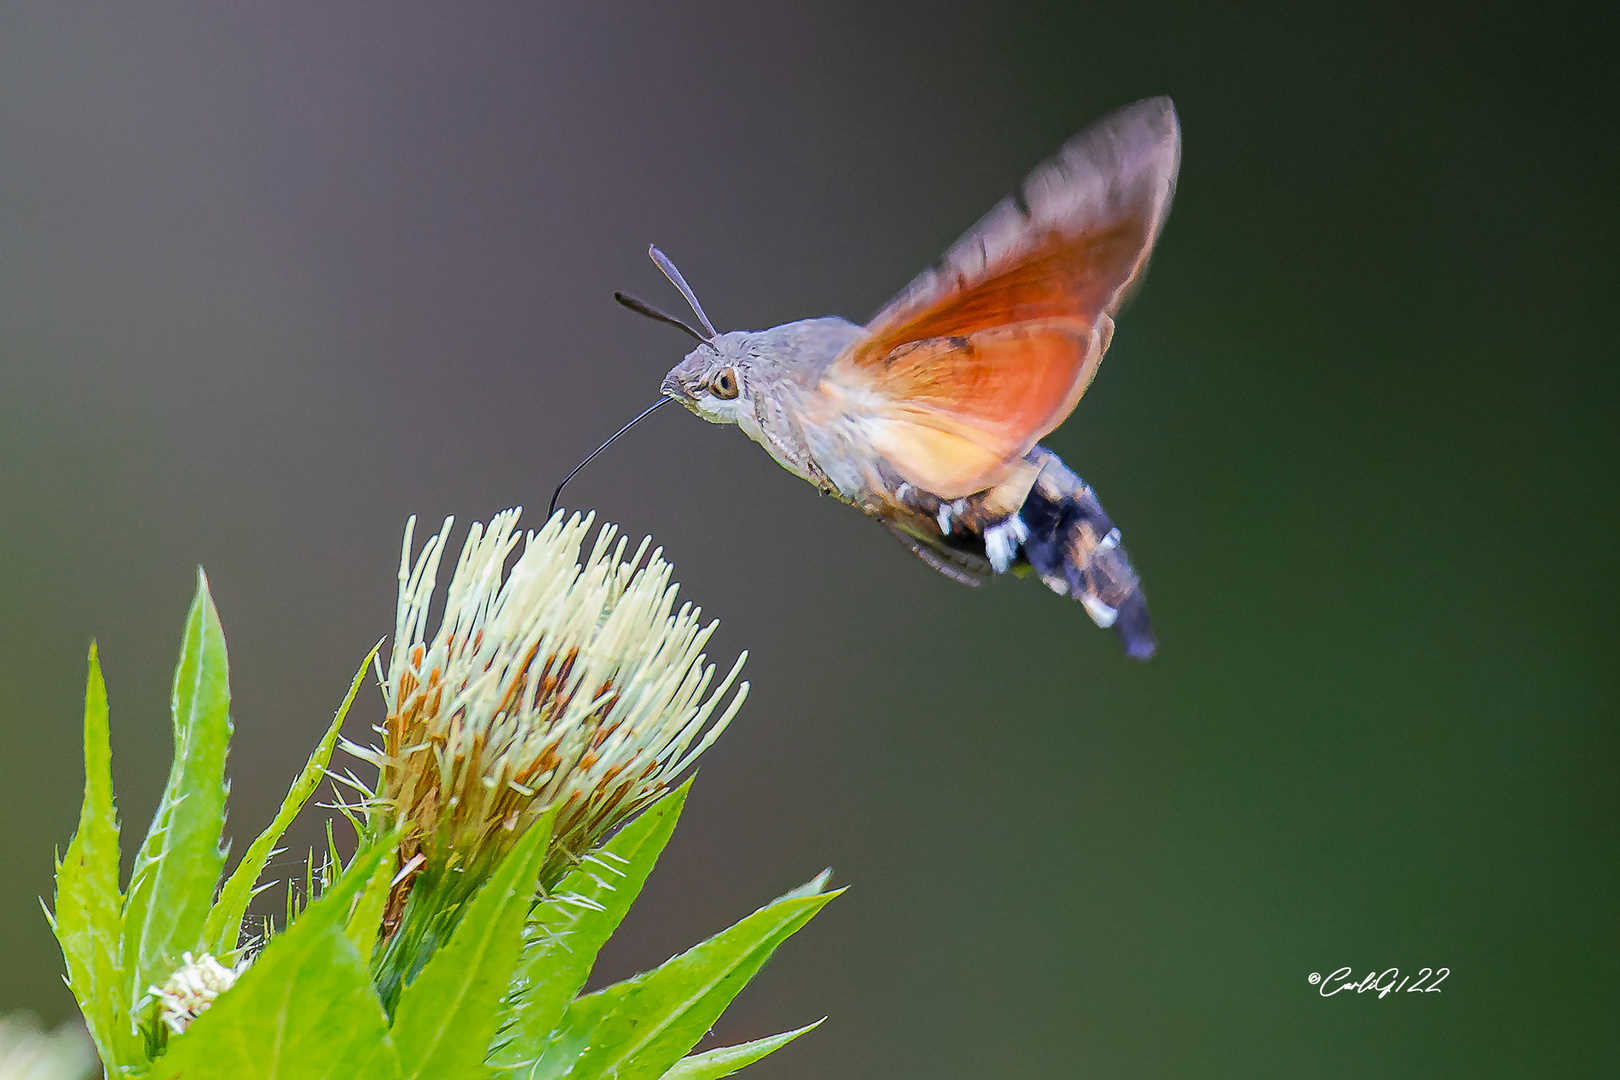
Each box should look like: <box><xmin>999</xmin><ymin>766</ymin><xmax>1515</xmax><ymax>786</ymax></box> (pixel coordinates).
<box><xmin>149</xmin><ymin>952</ymin><xmax>250</xmax><ymax>1036</ymax></box>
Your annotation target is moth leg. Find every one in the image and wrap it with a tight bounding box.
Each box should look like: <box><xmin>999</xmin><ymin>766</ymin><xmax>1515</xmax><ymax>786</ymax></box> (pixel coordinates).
<box><xmin>878</xmin><ymin>519</ymin><xmax>986</xmax><ymax>588</ymax></box>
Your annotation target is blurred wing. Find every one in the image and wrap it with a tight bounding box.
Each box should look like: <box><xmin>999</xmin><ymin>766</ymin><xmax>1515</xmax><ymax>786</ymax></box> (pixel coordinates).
<box><xmin>823</xmin><ymin>96</ymin><xmax>1180</xmax><ymax>498</ymax></box>
<box><xmin>847</xmin><ymin>323</ymin><xmax>1103</xmax><ymax>497</ymax></box>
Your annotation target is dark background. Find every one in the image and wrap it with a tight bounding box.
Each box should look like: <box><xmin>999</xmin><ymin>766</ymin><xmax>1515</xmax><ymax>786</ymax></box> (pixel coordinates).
<box><xmin>2</xmin><ymin>2</ymin><xmax>1615</xmax><ymax>1076</ymax></box>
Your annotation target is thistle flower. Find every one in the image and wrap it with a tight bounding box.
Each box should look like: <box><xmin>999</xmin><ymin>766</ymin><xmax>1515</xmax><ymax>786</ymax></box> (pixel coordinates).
<box><xmin>344</xmin><ymin>509</ymin><xmax>748</xmax><ymax>953</ymax></box>
<box><xmin>149</xmin><ymin>953</ymin><xmax>250</xmax><ymax>1036</ymax></box>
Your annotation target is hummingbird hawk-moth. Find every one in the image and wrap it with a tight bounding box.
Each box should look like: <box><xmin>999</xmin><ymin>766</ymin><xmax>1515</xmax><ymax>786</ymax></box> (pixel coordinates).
<box><xmin>556</xmin><ymin>97</ymin><xmax>1179</xmax><ymax>660</ymax></box>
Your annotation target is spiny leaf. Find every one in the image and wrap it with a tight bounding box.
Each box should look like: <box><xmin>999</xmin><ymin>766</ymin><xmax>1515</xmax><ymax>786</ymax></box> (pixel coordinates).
<box><xmin>504</xmin><ymin>993</ymin><xmax>611</xmax><ymax>1080</ymax></box>
<box><xmin>151</xmin><ymin>845</ymin><xmax>400</xmax><ymax>1080</ymax></box>
<box><xmin>203</xmin><ymin>647</ymin><xmax>378</xmax><ymax>957</ymax></box>
<box><xmin>658</xmin><ymin>1019</ymin><xmax>824</xmax><ymax>1080</ymax></box>
<box><xmin>123</xmin><ymin>570</ymin><xmax>234</xmax><ymax>1022</ymax></box>
<box><xmin>391</xmin><ymin>811</ymin><xmax>556</xmax><ymax>1080</ymax></box>
<box><xmin>491</xmin><ymin>782</ymin><xmax>690</xmax><ymax>1071</ymax></box>
<box><xmin>544</xmin><ymin>874</ymin><xmax>839</xmax><ymax>1080</ymax></box>
<box><xmin>52</xmin><ymin>643</ymin><xmax>139</xmax><ymax>1069</ymax></box>
<box><xmin>345</xmin><ymin>835</ymin><xmax>401</xmax><ymax>963</ymax></box>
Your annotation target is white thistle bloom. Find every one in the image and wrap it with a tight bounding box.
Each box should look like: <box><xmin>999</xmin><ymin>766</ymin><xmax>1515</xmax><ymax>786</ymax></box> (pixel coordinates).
<box><xmin>149</xmin><ymin>952</ymin><xmax>250</xmax><ymax>1036</ymax></box>
<box><xmin>346</xmin><ymin>508</ymin><xmax>747</xmax><ymax>920</ymax></box>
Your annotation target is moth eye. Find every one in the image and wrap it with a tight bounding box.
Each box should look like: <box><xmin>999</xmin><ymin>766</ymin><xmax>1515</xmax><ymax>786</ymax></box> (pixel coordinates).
<box><xmin>710</xmin><ymin>367</ymin><xmax>740</xmax><ymax>400</ymax></box>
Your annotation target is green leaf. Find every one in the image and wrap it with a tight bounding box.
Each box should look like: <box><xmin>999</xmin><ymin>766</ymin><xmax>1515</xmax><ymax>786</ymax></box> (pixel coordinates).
<box><xmin>123</xmin><ymin>570</ymin><xmax>234</xmax><ymax>1020</ymax></box>
<box><xmin>203</xmin><ymin>647</ymin><xmax>378</xmax><ymax>957</ymax></box>
<box><xmin>542</xmin><ymin>874</ymin><xmax>839</xmax><ymax>1080</ymax></box>
<box><xmin>491</xmin><ymin>783</ymin><xmax>691</xmax><ymax>1071</ymax></box>
<box><xmin>52</xmin><ymin>643</ymin><xmax>140</xmax><ymax>1069</ymax></box>
<box><xmin>504</xmin><ymin>993</ymin><xmax>611</xmax><ymax>1080</ymax></box>
<box><xmin>346</xmin><ymin>836</ymin><xmax>401</xmax><ymax>963</ymax></box>
<box><xmin>657</xmin><ymin>1020</ymin><xmax>823</xmax><ymax>1080</ymax></box>
<box><xmin>151</xmin><ymin>845</ymin><xmax>400</xmax><ymax>1080</ymax></box>
<box><xmin>391</xmin><ymin>812</ymin><xmax>555</xmax><ymax>1080</ymax></box>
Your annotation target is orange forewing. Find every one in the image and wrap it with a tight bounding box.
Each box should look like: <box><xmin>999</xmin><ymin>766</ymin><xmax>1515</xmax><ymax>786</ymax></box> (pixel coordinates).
<box><xmin>859</xmin><ymin>218</ymin><xmax>1145</xmax><ymax>355</ymax></box>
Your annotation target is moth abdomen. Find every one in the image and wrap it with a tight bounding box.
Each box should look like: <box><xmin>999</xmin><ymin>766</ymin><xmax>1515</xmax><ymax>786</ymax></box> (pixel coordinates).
<box><xmin>1014</xmin><ymin>449</ymin><xmax>1157</xmax><ymax>660</ymax></box>
<box><xmin>874</xmin><ymin>445</ymin><xmax>1157</xmax><ymax>660</ymax></box>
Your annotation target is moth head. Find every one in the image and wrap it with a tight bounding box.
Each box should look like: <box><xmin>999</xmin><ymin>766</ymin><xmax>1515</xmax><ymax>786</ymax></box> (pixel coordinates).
<box><xmin>611</xmin><ymin>245</ymin><xmax>757</xmax><ymax>425</ymax></box>
<box><xmin>660</xmin><ymin>336</ymin><xmax>754</xmax><ymax>425</ymax></box>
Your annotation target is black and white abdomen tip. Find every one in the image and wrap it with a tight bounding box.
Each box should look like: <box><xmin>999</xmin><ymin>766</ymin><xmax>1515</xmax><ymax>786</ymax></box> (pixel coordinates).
<box><xmin>1001</xmin><ymin>450</ymin><xmax>1158</xmax><ymax>660</ymax></box>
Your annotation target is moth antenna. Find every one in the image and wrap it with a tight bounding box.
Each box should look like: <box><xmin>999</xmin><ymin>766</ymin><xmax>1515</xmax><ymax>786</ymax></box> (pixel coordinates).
<box><xmin>548</xmin><ymin>398</ymin><xmax>671</xmax><ymax>519</ymax></box>
<box><xmin>648</xmin><ymin>245</ymin><xmax>718</xmax><ymax>339</ymax></box>
<box><xmin>614</xmin><ymin>292</ymin><xmax>708</xmax><ymax>344</ymax></box>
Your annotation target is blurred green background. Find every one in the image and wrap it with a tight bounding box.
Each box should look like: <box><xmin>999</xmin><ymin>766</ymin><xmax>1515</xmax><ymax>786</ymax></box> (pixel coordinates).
<box><xmin>2</xmin><ymin>1</ymin><xmax>1614</xmax><ymax>1076</ymax></box>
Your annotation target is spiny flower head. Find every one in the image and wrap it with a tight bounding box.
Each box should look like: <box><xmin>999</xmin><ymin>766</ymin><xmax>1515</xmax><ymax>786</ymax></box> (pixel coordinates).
<box><xmin>345</xmin><ymin>508</ymin><xmax>747</xmax><ymax>926</ymax></box>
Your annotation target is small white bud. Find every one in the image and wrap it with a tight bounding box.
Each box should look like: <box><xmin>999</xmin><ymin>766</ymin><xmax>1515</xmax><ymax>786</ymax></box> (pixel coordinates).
<box><xmin>150</xmin><ymin>952</ymin><xmax>251</xmax><ymax>1035</ymax></box>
